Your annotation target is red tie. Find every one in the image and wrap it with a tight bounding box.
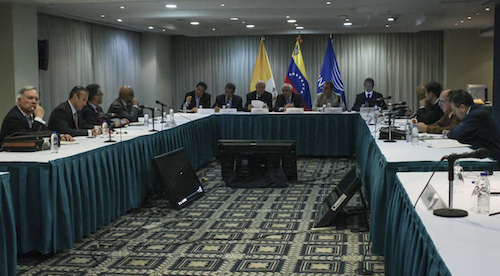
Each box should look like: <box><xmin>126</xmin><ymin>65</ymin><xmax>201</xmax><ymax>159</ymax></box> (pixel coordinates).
<box><xmin>74</xmin><ymin>113</ymin><xmax>79</xmax><ymax>129</ymax></box>
<box><xmin>96</xmin><ymin>106</ymin><xmax>104</xmax><ymax>123</ymax></box>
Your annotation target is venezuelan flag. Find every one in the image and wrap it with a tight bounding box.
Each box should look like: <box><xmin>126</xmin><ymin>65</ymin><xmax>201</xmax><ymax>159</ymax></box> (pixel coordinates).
<box><xmin>285</xmin><ymin>38</ymin><xmax>311</xmax><ymax>110</ymax></box>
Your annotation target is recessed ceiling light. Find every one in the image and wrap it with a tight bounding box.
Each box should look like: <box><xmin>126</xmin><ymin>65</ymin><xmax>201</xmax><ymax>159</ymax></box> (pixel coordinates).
<box><xmin>190</xmin><ymin>21</ymin><xmax>200</xmax><ymax>25</ymax></box>
<box><xmin>117</xmin><ymin>19</ymin><xmax>123</xmax><ymax>22</ymax></box>
<box><xmin>242</xmin><ymin>21</ymin><xmax>246</xmax><ymax>23</ymax></box>
<box><xmin>120</xmin><ymin>6</ymin><xmax>125</xmax><ymax>9</ymax></box>
<box><xmin>100</xmin><ymin>14</ymin><xmax>105</xmax><ymax>18</ymax></box>
<box><xmin>166</xmin><ymin>4</ymin><xmax>177</xmax><ymax>8</ymax></box>
<box><xmin>296</xmin><ymin>26</ymin><xmax>304</xmax><ymax>30</ymax></box>
<box><xmin>460</xmin><ymin>20</ymin><xmax>464</xmax><ymax>23</ymax></box>
<box><xmin>344</xmin><ymin>22</ymin><xmax>352</xmax><ymax>26</ymax></box>
<box><xmin>162</xmin><ymin>28</ymin><xmax>166</xmax><ymax>32</ymax></box>
<box><xmin>246</xmin><ymin>24</ymin><xmax>255</xmax><ymax>28</ymax></box>
<box><xmin>454</xmin><ymin>22</ymin><xmax>459</xmax><ymax>26</ymax></box>
<box><xmin>485</xmin><ymin>7</ymin><xmax>490</xmax><ymax>11</ymax></box>
<box><xmin>467</xmin><ymin>16</ymin><xmax>472</xmax><ymax>20</ymax></box>
<box><xmin>212</xmin><ymin>28</ymin><xmax>216</xmax><ymax>31</ymax></box>
<box><xmin>220</xmin><ymin>3</ymin><xmax>225</xmax><ymax>7</ymax></box>
<box><xmin>230</xmin><ymin>17</ymin><xmax>239</xmax><ymax>21</ymax></box>
<box><xmin>295</xmin><ymin>23</ymin><xmax>298</xmax><ymax>26</ymax></box>
<box><xmin>287</xmin><ymin>19</ymin><xmax>296</xmax><ymax>23</ymax></box>
<box><xmin>148</xmin><ymin>26</ymin><xmax>154</xmax><ymax>30</ymax></box>
<box><xmin>388</xmin><ymin>17</ymin><xmax>395</xmax><ymax>22</ymax></box>
<box><xmin>476</xmin><ymin>12</ymin><xmax>480</xmax><ymax>16</ymax></box>
<box><xmin>326</xmin><ymin>1</ymin><xmax>331</xmax><ymax>5</ymax></box>
<box><xmin>286</xmin><ymin>15</ymin><xmax>290</xmax><ymax>19</ymax></box>
<box><xmin>385</xmin><ymin>24</ymin><xmax>390</xmax><ymax>28</ymax></box>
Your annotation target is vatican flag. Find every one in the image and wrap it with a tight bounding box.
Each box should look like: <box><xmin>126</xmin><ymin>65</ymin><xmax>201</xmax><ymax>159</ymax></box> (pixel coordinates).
<box><xmin>249</xmin><ymin>38</ymin><xmax>276</xmax><ymax>94</ymax></box>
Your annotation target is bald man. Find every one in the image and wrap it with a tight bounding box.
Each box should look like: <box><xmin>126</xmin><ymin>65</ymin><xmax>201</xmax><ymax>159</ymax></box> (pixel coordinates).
<box><xmin>416</xmin><ymin>89</ymin><xmax>460</xmax><ymax>133</ymax></box>
<box><xmin>108</xmin><ymin>85</ymin><xmax>140</xmax><ymax>122</ymax></box>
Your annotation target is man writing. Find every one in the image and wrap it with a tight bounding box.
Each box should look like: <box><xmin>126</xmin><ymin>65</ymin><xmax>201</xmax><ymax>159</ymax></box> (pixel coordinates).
<box><xmin>212</xmin><ymin>83</ymin><xmax>243</xmax><ymax>111</ymax></box>
<box><xmin>416</xmin><ymin>89</ymin><xmax>460</xmax><ymax>134</ymax></box>
<box><xmin>0</xmin><ymin>86</ymin><xmax>73</xmax><ymax>144</ymax></box>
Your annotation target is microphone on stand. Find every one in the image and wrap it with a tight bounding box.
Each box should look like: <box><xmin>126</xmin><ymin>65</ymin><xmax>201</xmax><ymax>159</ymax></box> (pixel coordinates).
<box><xmin>140</xmin><ymin>105</ymin><xmax>158</xmax><ymax>132</ymax></box>
<box><xmin>376</xmin><ymin>96</ymin><xmax>392</xmax><ymax>101</ymax></box>
<box><xmin>434</xmin><ymin>148</ymin><xmax>490</xmax><ymax>218</ymax></box>
<box><xmin>156</xmin><ymin>100</ymin><xmax>168</xmax><ymax>123</ymax></box>
<box><xmin>99</xmin><ymin>112</ymin><xmax>118</xmax><ymax>118</ymax></box>
<box><xmin>387</xmin><ymin>101</ymin><xmax>407</xmax><ymax>106</ymax></box>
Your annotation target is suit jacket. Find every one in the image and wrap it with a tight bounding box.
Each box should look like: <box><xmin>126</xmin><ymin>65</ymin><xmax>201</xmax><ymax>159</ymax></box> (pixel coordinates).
<box><xmin>426</xmin><ymin>110</ymin><xmax>460</xmax><ymax>134</ymax></box>
<box><xmin>81</xmin><ymin>103</ymin><xmax>103</xmax><ymax>126</ymax></box>
<box><xmin>48</xmin><ymin>101</ymin><xmax>93</xmax><ymax>137</ymax></box>
<box><xmin>312</xmin><ymin>92</ymin><xmax>345</xmax><ymax>111</ymax></box>
<box><xmin>449</xmin><ymin>104</ymin><xmax>500</xmax><ymax>161</ymax></box>
<box><xmin>245</xmin><ymin>91</ymin><xmax>273</xmax><ymax>111</ymax></box>
<box><xmin>107</xmin><ymin>98</ymin><xmax>140</xmax><ymax>122</ymax></box>
<box><xmin>0</xmin><ymin>106</ymin><xmax>48</xmax><ymax>144</ymax></box>
<box><xmin>274</xmin><ymin>93</ymin><xmax>304</xmax><ymax>111</ymax></box>
<box><xmin>416</xmin><ymin>100</ymin><xmax>444</xmax><ymax>125</ymax></box>
<box><xmin>351</xmin><ymin>91</ymin><xmax>387</xmax><ymax>111</ymax></box>
<box><xmin>212</xmin><ymin>94</ymin><xmax>244</xmax><ymax>111</ymax></box>
<box><xmin>181</xmin><ymin>91</ymin><xmax>212</xmax><ymax>110</ymax></box>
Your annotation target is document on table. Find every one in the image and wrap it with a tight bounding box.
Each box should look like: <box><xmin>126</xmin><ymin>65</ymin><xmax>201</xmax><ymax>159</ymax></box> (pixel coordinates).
<box><xmin>424</xmin><ymin>139</ymin><xmax>470</xmax><ymax>149</ymax></box>
<box><xmin>251</xmin><ymin>100</ymin><xmax>264</xmax><ymax>108</ymax></box>
<box><xmin>60</xmin><ymin>140</ymin><xmax>79</xmax><ymax>145</ymax></box>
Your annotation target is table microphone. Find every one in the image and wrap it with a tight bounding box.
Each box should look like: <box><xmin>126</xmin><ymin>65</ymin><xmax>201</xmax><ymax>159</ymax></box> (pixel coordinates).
<box><xmin>139</xmin><ymin>105</ymin><xmax>158</xmax><ymax>132</ymax></box>
<box><xmin>156</xmin><ymin>100</ymin><xmax>168</xmax><ymax>107</ymax></box>
<box><xmin>376</xmin><ymin>96</ymin><xmax>391</xmax><ymax>101</ymax></box>
<box><xmin>387</xmin><ymin>101</ymin><xmax>406</xmax><ymax>106</ymax></box>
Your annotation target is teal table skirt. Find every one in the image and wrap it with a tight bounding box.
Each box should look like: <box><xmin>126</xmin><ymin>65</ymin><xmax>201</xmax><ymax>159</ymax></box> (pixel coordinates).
<box><xmin>0</xmin><ymin>173</ymin><xmax>16</xmax><ymax>276</ymax></box>
<box><xmin>1</xmin><ymin>116</ymin><xmax>218</xmax><ymax>255</ymax></box>
<box><xmin>384</xmin><ymin>174</ymin><xmax>452</xmax><ymax>276</ymax></box>
<box><xmin>216</xmin><ymin>113</ymin><xmax>358</xmax><ymax>156</ymax></box>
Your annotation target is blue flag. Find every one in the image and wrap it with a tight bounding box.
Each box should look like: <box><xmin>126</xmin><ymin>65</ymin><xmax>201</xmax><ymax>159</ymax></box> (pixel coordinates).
<box><xmin>317</xmin><ymin>38</ymin><xmax>345</xmax><ymax>106</ymax></box>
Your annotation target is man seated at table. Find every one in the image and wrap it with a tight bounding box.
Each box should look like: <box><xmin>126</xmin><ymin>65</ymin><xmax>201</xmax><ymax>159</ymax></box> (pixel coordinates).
<box><xmin>212</xmin><ymin>83</ymin><xmax>243</xmax><ymax>111</ymax></box>
<box><xmin>181</xmin><ymin>81</ymin><xmax>211</xmax><ymax>112</ymax></box>
<box><xmin>108</xmin><ymin>85</ymin><xmax>140</xmax><ymax>123</ymax></box>
<box><xmin>312</xmin><ymin>81</ymin><xmax>345</xmax><ymax>111</ymax></box>
<box><xmin>447</xmin><ymin>89</ymin><xmax>500</xmax><ymax>161</ymax></box>
<box><xmin>0</xmin><ymin>86</ymin><xmax>73</xmax><ymax>144</ymax></box>
<box><xmin>48</xmin><ymin>86</ymin><xmax>99</xmax><ymax>137</ymax></box>
<box><xmin>245</xmin><ymin>80</ymin><xmax>273</xmax><ymax>111</ymax></box>
<box><xmin>274</xmin><ymin>83</ymin><xmax>304</xmax><ymax>112</ymax></box>
<box><xmin>81</xmin><ymin>84</ymin><xmax>104</xmax><ymax>126</ymax></box>
<box><xmin>416</xmin><ymin>89</ymin><xmax>460</xmax><ymax>134</ymax></box>
<box><xmin>414</xmin><ymin>81</ymin><xmax>444</xmax><ymax>125</ymax></box>
<box><xmin>352</xmin><ymin>78</ymin><xmax>387</xmax><ymax>111</ymax></box>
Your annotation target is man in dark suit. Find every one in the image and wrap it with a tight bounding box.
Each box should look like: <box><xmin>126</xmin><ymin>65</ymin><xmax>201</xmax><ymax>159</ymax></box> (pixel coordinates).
<box><xmin>274</xmin><ymin>83</ymin><xmax>304</xmax><ymax>112</ymax></box>
<box><xmin>81</xmin><ymin>84</ymin><xmax>104</xmax><ymax>126</ymax></box>
<box><xmin>448</xmin><ymin>89</ymin><xmax>500</xmax><ymax>161</ymax></box>
<box><xmin>351</xmin><ymin>78</ymin><xmax>387</xmax><ymax>111</ymax></box>
<box><xmin>415</xmin><ymin>81</ymin><xmax>444</xmax><ymax>125</ymax></box>
<box><xmin>48</xmin><ymin>86</ymin><xmax>98</xmax><ymax>137</ymax></box>
<box><xmin>181</xmin><ymin>82</ymin><xmax>211</xmax><ymax>112</ymax></box>
<box><xmin>212</xmin><ymin>83</ymin><xmax>243</xmax><ymax>111</ymax></box>
<box><xmin>108</xmin><ymin>85</ymin><xmax>141</xmax><ymax>122</ymax></box>
<box><xmin>0</xmin><ymin>86</ymin><xmax>73</xmax><ymax>144</ymax></box>
<box><xmin>245</xmin><ymin>80</ymin><xmax>273</xmax><ymax>111</ymax></box>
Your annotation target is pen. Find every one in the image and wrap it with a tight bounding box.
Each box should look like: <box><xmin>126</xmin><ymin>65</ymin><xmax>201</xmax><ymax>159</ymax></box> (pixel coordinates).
<box><xmin>489</xmin><ymin>211</ymin><xmax>500</xmax><ymax>216</ymax></box>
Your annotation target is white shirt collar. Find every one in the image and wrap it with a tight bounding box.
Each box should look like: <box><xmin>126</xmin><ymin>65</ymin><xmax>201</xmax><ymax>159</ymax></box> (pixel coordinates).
<box><xmin>68</xmin><ymin>100</ymin><xmax>77</xmax><ymax>115</ymax></box>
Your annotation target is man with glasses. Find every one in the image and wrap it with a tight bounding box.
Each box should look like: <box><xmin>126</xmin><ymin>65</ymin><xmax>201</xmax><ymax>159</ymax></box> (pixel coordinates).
<box><xmin>416</xmin><ymin>89</ymin><xmax>460</xmax><ymax>133</ymax></box>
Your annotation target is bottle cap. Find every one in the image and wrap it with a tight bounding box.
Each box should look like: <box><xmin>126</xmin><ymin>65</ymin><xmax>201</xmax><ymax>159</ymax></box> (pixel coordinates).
<box><xmin>481</xmin><ymin>172</ymin><xmax>488</xmax><ymax>176</ymax></box>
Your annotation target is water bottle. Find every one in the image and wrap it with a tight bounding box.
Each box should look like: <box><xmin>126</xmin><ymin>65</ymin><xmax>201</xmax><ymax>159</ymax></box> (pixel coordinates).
<box><xmin>226</xmin><ymin>102</ymin><xmax>231</xmax><ymax>109</ymax></box>
<box><xmin>169</xmin><ymin>107</ymin><xmax>176</xmax><ymax>127</ymax></box>
<box><xmin>143</xmin><ymin>113</ymin><xmax>149</xmax><ymax>127</ymax></box>
<box><xmin>405</xmin><ymin>122</ymin><xmax>412</xmax><ymax>143</ymax></box>
<box><xmin>411</xmin><ymin>124</ymin><xmax>419</xmax><ymax>146</ymax></box>
<box><xmin>101</xmin><ymin>120</ymin><xmax>108</xmax><ymax>138</ymax></box>
<box><xmin>476</xmin><ymin>172</ymin><xmax>490</xmax><ymax>214</ymax></box>
<box><xmin>50</xmin><ymin>131</ymin><xmax>58</xmax><ymax>153</ymax></box>
<box><xmin>183</xmin><ymin>103</ymin><xmax>187</xmax><ymax>113</ymax></box>
<box><xmin>471</xmin><ymin>181</ymin><xmax>478</xmax><ymax>212</ymax></box>
<box><xmin>453</xmin><ymin>162</ymin><xmax>464</xmax><ymax>194</ymax></box>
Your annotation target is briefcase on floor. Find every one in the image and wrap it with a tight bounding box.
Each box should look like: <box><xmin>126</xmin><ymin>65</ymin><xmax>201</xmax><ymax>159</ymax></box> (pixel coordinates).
<box><xmin>2</xmin><ymin>131</ymin><xmax>52</xmax><ymax>152</ymax></box>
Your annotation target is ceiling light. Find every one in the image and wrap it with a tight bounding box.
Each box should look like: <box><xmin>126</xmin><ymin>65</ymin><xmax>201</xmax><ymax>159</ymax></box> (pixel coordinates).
<box><xmin>287</xmin><ymin>19</ymin><xmax>296</xmax><ymax>23</ymax></box>
<box><xmin>388</xmin><ymin>17</ymin><xmax>395</xmax><ymax>22</ymax></box>
<box><xmin>212</xmin><ymin>28</ymin><xmax>216</xmax><ymax>31</ymax></box>
<box><xmin>117</xmin><ymin>19</ymin><xmax>123</xmax><ymax>22</ymax></box>
<box><xmin>190</xmin><ymin>21</ymin><xmax>200</xmax><ymax>25</ymax></box>
<box><xmin>386</xmin><ymin>24</ymin><xmax>390</xmax><ymax>28</ymax></box>
<box><xmin>286</xmin><ymin>15</ymin><xmax>290</xmax><ymax>19</ymax></box>
<box><xmin>460</xmin><ymin>20</ymin><xmax>464</xmax><ymax>23</ymax></box>
<box><xmin>220</xmin><ymin>3</ymin><xmax>225</xmax><ymax>7</ymax></box>
<box><xmin>476</xmin><ymin>12</ymin><xmax>480</xmax><ymax>16</ymax></box>
<box><xmin>166</xmin><ymin>4</ymin><xmax>177</xmax><ymax>8</ymax></box>
<box><xmin>246</xmin><ymin>24</ymin><xmax>255</xmax><ymax>28</ymax></box>
<box><xmin>148</xmin><ymin>26</ymin><xmax>154</xmax><ymax>30</ymax></box>
<box><xmin>120</xmin><ymin>6</ymin><xmax>125</xmax><ymax>9</ymax></box>
<box><xmin>344</xmin><ymin>18</ymin><xmax>352</xmax><ymax>26</ymax></box>
<box><xmin>242</xmin><ymin>21</ymin><xmax>245</xmax><ymax>23</ymax></box>
<box><xmin>326</xmin><ymin>1</ymin><xmax>331</xmax><ymax>5</ymax></box>
<box><xmin>296</xmin><ymin>26</ymin><xmax>304</xmax><ymax>30</ymax></box>
<box><xmin>295</xmin><ymin>23</ymin><xmax>298</xmax><ymax>26</ymax></box>
<box><xmin>100</xmin><ymin>14</ymin><xmax>105</xmax><ymax>18</ymax></box>
<box><xmin>230</xmin><ymin>17</ymin><xmax>239</xmax><ymax>21</ymax></box>
<box><xmin>454</xmin><ymin>22</ymin><xmax>458</xmax><ymax>26</ymax></box>
<box><xmin>467</xmin><ymin>16</ymin><xmax>472</xmax><ymax>20</ymax></box>
<box><xmin>162</xmin><ymin>28</ymin><xmax>166</xmax><ymax>32</ymax></box>
<box><xmin>485</xmin><ymin>7</ymin><xmax>490</xmax><ymax>11</ymax></box>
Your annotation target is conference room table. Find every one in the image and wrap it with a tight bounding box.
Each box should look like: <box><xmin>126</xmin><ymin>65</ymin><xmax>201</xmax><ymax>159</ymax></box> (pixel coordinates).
<box><xmin>0</xmin><ymin>172</ymin><xmax>15</xmax><ymax>276</ymax></box>
<box><xmin>389</xmin><ymin>172</ymin><xmax>500</xmax><ymax>276</ymax></box>
<box><xmin>0</xmin><ymin>110</ymin><xmax>496</xmax><ymax>276</ymax></box>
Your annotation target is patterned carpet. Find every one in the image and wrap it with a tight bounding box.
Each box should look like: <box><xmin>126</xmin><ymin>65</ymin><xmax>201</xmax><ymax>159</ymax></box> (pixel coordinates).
<box><xmin>17</xmin><ymin>157</ymin><xmax>384</xmax><ymax>275</ymax></box>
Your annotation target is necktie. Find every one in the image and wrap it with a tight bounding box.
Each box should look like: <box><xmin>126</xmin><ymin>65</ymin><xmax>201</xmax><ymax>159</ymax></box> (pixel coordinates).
<box><xmin>26</xmin><ymin>115</ymin><xmax>34</xmax><ymax>128</ymax></box>
<box><xmin>126</xmin><ymin>104</ymin><xmax>132</xmax><ymax>113</ymax></box>
<box><xmin>74</xmin><ymin>112</ymin><xmax>79</xmax><ymax>129</ymax></box>
<box><xmin>96</xmin><ymin>106</ymin><xmax>104</xmax><ymax>123</ymax></box>
<box><xmin>287</xmin><ymin>97</ymin><xmax>291</xmax><ymax>104</ymax></box>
